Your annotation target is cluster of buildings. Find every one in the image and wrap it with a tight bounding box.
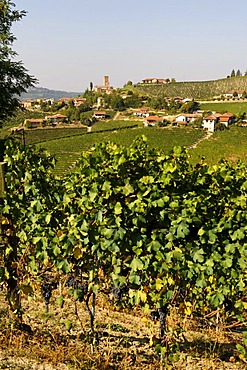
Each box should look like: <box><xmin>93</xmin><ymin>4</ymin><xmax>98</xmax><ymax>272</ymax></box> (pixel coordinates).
<box><xmin>19</xmin><ymin>75</ymin><xmax>239</xmax><ymax>132</ymax></box>
<box><xmin>141</xmin><ymin>78</ymin><xmax>171</xmax><ymax>84</ymax></box>
<box><xmin>133</xmin><ymin>108</ymin><xmax>235</xmax><ymax>132</ymax></box>
<box><xmin>175</xmin><ymin>112</ymin><xmax>234</xmax><ymax>132</ymax></box>
<box><xmin>20</xmin><ymin>96</ymin><xmax>88</xmax><ymax>110</ymax></box>
<box><xmin>24</xmin><ymin>114</ymin><xmax>68</xmax><ymax>128</ymax></box>
<box><xmin>224</xmin><ymin>90</ymin><xmax>246</xmax><ymax>99</ymax></box>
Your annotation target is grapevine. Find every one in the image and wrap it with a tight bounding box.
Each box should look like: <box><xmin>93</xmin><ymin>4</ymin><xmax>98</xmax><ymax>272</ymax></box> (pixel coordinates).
<box><xmin>41</xmin><ymin>278</ymin><xmax>57</xmax><ymax>312</ymax></box>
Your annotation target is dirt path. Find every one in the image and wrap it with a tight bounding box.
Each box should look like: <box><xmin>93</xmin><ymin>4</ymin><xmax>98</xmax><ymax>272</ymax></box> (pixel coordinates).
<box><xmin>187</xmin><ymin>131</ymin><xmax>213</xmax><ymax>149</ymax></box>
<box><xmin>113</xmin><ymin>111</ymin><xmax>121</xmax><ymax>120</ymax></box>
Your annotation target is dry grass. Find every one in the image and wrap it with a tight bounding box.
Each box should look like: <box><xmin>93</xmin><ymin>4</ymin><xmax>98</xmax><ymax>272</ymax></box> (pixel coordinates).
<box><xmin>0</xmin><ymin>290</ymin><xmax>246</xmax><ymax>370</ymax></box>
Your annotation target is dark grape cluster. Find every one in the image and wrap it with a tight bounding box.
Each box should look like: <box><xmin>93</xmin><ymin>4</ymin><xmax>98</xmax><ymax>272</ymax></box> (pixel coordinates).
<box><xmin>158</xmin><ymin>306</ymin><xmax>168</xmax><ymax>326</ymax></box>
<box><xmin>150</xmin><ymin>310</ymin><xmax>159</xmax><ymax>321</ymax></box>
<box><xmin>65</xmin><ymin>275</ymin><xmax>75</xmax><ymax>288</ymax></box>
<box><xmin>223</xmin><ymin>297</ymin><xmax>234</xmax><ymax>313</ymax></box>
<box><xmin>75</xmin><ymin>283</ymin><xmax>88</xmax><ymax>295</ymax></box>
<box><xmin>111</xmin><ymin>285</ymin><xmax>128</xmax><ymax>300</ymax></box>
<box><xmin>150</xmin><ymin>304</ymin><xmax>169</xmax><ymax>326</ymax></box>
<box><xmin>65</xmin><ymin>274</ymin><xmax>88</xmax><ymax>302</ymax></box>
<box><xmin>41</xmin><ymin>278</ymin><xmax>56</xmax><ymax>312</ymax></box>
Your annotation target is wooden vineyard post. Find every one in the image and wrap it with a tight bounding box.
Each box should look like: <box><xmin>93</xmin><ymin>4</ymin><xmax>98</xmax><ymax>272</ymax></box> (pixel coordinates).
<box><xmin>0</xmin><ymin>162</ymin><xmax>6</xmax><ymax>198</ymax></box>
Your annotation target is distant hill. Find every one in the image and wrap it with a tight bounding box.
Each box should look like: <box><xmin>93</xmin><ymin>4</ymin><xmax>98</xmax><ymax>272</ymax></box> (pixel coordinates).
<box><xmin>136</xmin><ymin>76</ymin><xmax>247</xmax><ymax>100</ymax></box>
<box><xmin>19</xmin><ymin>86</ymin><xmax>83</xmax><ymax>101</ymax></box>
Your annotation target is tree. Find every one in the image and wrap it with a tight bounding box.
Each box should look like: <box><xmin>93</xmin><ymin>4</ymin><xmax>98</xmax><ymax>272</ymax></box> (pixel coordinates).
<box><xmin>90</xmin><ymin>82</ymin><xmax>93</xmax><ymax>91</ymax></box>
<box><xmin>242</xmin><ymin>91</ymin><xmax>247</xmax><ymax>99</ymax></box>
<box><xmin>180</xmin><ymin>101</ymin><xmax>199</xmax><ymax>114</ymax></box>
<box><xmin>0</xmin><ymin>1</ymin><xmax>37</xmax><ymax>125</ymax></box>
<box><xmin>236</xmin><ymin>69</ymin><xmax>242</xmax><ymax>77</ymax></box>
<box><xmin>124</xmin><ymin>94</ymin><xmax>142</xmax><ymax>109</ymax></box>
<box><xmin>110</xmin><ymin>94</ymin><xmax>125</xmax><ymax>111</ymax></box>
<box><xmin>231</xmin><ymin>69</ymin><xmax>236</xmax><ymax>77</ymax></box>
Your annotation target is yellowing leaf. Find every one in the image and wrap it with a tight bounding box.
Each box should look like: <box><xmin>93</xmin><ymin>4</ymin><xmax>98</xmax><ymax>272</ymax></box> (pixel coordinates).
<box><xmin>208</xmin><ymin>276</ymin><xmax>214</xmax><ymax>283</ymax></box>
<box><xmin>242</xmin><ymin>302</ymin><xmax>247</xmax><ymax>309</ymax></box>
<box><xmin>141</xmin><ymin>317</ymin><xmax>149</xmax><ymax>323</ymax></box>
<box><xmin>184</xmin><ymin>301</ymin><xmax>192</xmax><ymax>316</ymax></box>
<box><xmin>139</xmin><ymin>291</ymin><xmax>147</xmax><ymax>303</ymax></box>
<box><xmin>168</xmin><ymin>277</ymin><xmax>174</xmax><ymax>285</ymax></box>
<box><xmin>184</xmin><ymin>306</ymin><xmax>192</xmax><ymax>315</ymax></box>
<box><xmin>73</xmin><ymin>246</ymin><xmax>82</xmax><ymax>259</ymax></box>
<box><xmin>155</xmin><ymin>278</ymin><xmax>164</xmax><ymax>291</ymax></box>
<box><xmin>239</xmin><ymin>354</ymin><xmax>247</xmax><ymax>363</ymax></box>
<box><xmin>1</xmin><ymin>217</ymin><xmax>9</xmax><ymax>225</ymax></box>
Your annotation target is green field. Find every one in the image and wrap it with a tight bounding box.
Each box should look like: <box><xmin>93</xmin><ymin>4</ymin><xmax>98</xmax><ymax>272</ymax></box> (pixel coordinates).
<box><xmin>190</xmin><ymin>126</ymin><xmax>247</xmax><ymax>165</ymax></box>
<box><xmin>4</xmin><ymin>117</ymin><xmax>247</xmax><ymax>176</ymax></box>
<box><xmin>24</xmin><ymin>126</ymin><xmax>88</xmax><ymax>144</ymax></box>
<box><xmin>199</xmin><ymin>101</ymin><xmax>247</xmax><ymax>115</ymax></box>
<box><xmin>37</xmin><ymin>125</ymin><xmax>205</xmax><ymax>175</ymax></box>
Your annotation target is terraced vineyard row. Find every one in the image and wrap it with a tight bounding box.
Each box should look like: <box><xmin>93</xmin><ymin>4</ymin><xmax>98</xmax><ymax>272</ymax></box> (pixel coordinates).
<box><xmin>136</xmin><ymin>76</ymin><xmax>247</xmax><ymax>99</ymax></box>
<box><xmin>38</xmin><ymin>126</ymin><xmax>205</xmax><ymax>176</ymax></box>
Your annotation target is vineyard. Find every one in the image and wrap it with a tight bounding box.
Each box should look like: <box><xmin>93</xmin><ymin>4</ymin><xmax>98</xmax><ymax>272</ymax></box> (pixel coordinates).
<box><xmin>0</xmin><ymin>135</ymin><xmax>247</xmax><ymax>369</ymax></box>
<box><xmin>190</xmin><ymin>126</ymin><xmax>247</xmax><ymax>166</ymax></box>
<box><xmin>33</xmin><ymin>126</ymin><xmax>205</xmax><ymax>176</ymax></box>
<box><xmin>136</xmin><ymin>76</ymin><xmax>247</xmax><ymax>99</ymax></box>
<box><xmin>199</xmin><ymin>101</ymin><xmax>247</xmax><ymax>115</ymax></box>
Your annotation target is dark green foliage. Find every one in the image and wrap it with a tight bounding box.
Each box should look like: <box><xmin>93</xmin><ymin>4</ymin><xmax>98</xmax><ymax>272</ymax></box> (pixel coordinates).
<box><xmin>180</xmin><ymin>101</ymin><xmax>199</xmax><ymax>113</ymax></box>
<box><xmin>124</xmin><ymin>94</ymin><xmax>142</xmax><ymax>108</ymax></box>
<box><xmin>0</xmin><ymin>134</ymin><xmax>247</xmax><ymax>353</ymax></box>
<box><xmin>58</xmin><ymin>137</ymin><xmax>247</xmax><ymax>318</ymax></box>
<box><xmin>109</xmin><ymin>94</ymin><xmax>125</xmax><ymax>111</ymax></box>
<box><xmin>0</xmin><ymin>137</ymin><xmax>60</xmax><ymax>316</ymax></box>
<box><xmin>0</xmin><ymin>1</ymin><xmax>37</xmax><ymax>125</ymax></box>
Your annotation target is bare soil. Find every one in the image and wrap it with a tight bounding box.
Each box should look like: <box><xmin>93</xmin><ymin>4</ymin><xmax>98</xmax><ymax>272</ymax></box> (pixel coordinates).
<box><xmin>0</xmin><ymin>289</ymin><xmax>246</xmax><ymax>370</ymax></box>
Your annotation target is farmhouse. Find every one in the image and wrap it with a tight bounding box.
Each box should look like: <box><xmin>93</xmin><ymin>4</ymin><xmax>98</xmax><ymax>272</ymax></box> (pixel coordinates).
<box><xmin>142</xmin><ymin>78</ymin><xmax>170</xmax><ymax>84</ymax></box>
<box><xmin>202</xmin><ymin>114</ymin><xmax>221</xmax><ymax>132</ymax></box>
<box><xmin>93</xmin><ymin>111</ymin><xmax>106</xmax><ymax>119</ymax></box>
<box><xmin>133</xmin><ymin>108</ymin><xmax>149</xmax><ymax>118</ymax></box>
<box><xmin>175</xmin><ymin>113</ymin><xmax>202</xmax><ymax>124</ymax></box>
<box><xmin>73</xmin><ymin>98</ymin><xmax>87</xmax><ymax>108</ymax></box>
<box><xmin>20</xmin><ymin>100</ymin><xmax>33</xmax><ymax>109</ymax></box>
<box><xmin>57</xmin><ymin>97</ymin><xmax>73</xmax><ymax>105</ymax></box>
<box><xmin>219</xmin><ymin>112</ymin><xmax>234</xmax><ymax>124</ymax></box>
<box><xmin>143</xmin><ymin>115</ymin><xmax>163</xmax><ymax>126</ymax></box>
<box><xmin>45</xmin><ymin>114</ymin><xmax>68</xmax><ymax>123</ymax></box>
<box><xmin>225</xmin><ymin>90</ymin><xmax>244</xmax><ymax>99</ymax></box>
<box><xmin>202</xmin><ymin>112</ymin><xmax>234</xmax><ymax>132</ymax></box>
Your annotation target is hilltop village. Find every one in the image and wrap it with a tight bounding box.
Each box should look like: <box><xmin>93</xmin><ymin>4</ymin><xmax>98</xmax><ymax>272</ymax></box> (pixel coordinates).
<box><xmin>18</xmin><ymin>75</ymin><xmax>247</xmax><ymax>133</ymax></box>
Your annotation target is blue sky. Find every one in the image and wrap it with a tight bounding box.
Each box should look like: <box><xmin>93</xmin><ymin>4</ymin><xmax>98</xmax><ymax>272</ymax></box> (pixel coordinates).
<box><xmin>12</xmin><ymin>0</ymin><xmax>247</xmax><ymax>92</ymax></box>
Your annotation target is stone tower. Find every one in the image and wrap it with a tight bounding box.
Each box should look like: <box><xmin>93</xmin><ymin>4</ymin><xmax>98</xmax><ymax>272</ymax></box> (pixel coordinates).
<box><xmin>103</xmin><ymin>75</ymin><xmax>110</xmax><ymax>87</ymax></box>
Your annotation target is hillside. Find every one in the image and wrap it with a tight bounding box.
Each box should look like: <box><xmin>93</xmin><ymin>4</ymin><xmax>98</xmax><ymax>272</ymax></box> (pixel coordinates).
<box><xmin>136</xmin><ymin>76</ymin><xmax>247</xmax><ymax>99</ymax></box>
<box><xmin>20</xmin><ymin>86</ymin><xmax>83</xmax><ymax>101</ymax></box>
